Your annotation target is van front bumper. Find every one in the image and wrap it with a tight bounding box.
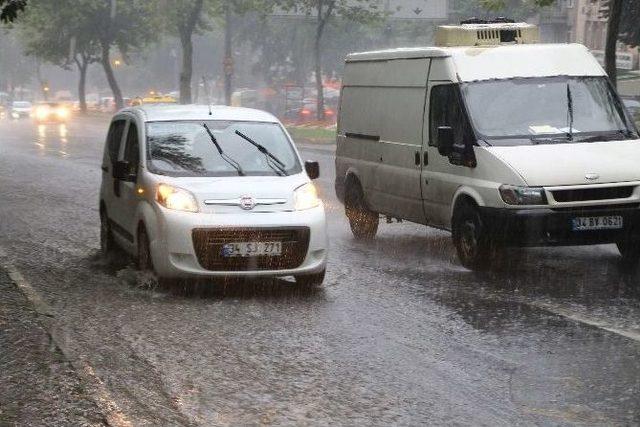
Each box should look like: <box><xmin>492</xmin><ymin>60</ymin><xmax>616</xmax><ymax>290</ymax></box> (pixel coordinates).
<box><xmin>479</xmin><ymin>204</ymin><xmax>640</xmax><ymax>247</ymax></box>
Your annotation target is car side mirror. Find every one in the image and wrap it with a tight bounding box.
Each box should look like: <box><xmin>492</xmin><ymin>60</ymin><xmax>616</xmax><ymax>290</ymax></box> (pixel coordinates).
<box><xmin>112</xmin><ymin>160</ymin><xmax>136</xmax><ymax>182</ymax></box>
<box><xmin>304</xmin><ymin>160</ymin><xmax>320</xmax><ymax>180</ymax></box>
<box><xmin>437</xmin><ymin>126</ymin><xmax>454</xmax><ymax>156</ymax></box>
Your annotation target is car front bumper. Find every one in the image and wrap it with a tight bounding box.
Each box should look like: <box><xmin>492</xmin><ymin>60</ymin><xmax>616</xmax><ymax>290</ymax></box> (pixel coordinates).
<box><xmin>150</xmin><ymin>206</ymin><xmax>328</xmax><ymax>279</ymax></box>
<box><xmin>479</xmin><ymin>204</ymin><xmax>640</xmax><ymax>247</ymax></box>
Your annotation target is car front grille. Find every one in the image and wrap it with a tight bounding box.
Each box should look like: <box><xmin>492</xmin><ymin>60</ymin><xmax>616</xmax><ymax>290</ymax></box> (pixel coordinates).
<box><xmin>552</xmin><ymin>186</ymin><xmax>635</xmax><ymax>203</ymax></box>
<box><xmin>192</xmin><ymin>227</ymin><xmax>310</xmax><ymax>271</ymax></box>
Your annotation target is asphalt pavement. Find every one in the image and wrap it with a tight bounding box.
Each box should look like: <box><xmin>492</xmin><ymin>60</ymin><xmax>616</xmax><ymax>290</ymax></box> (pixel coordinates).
<box><xmin>0</xmin><ymin>115</ymin><xmax>639</xmax><ymax>426</ymax></box>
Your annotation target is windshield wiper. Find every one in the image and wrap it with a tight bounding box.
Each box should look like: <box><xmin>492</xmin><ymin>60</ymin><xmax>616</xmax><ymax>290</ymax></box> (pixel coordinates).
<box><xmin>574</xmin><ymin>130</ymin><xmax>634</xmax><ymax>143</ymax></box>
<box><xmin>529</xmin><ymin>135</ymin><xmax>572</xmax><ymax>145</ymax></box>
<box><xmin>202</xmin><ymin>123</ymin><xmax>244</xmax><ymax>176</ymax></box>
<box><xmin>234</xmin><ymin>130</ymin><xmax>287</xmax><ymax>176</ymax></box>
<box><xmin>566</xmin><ymin>82</ymin><xmax>574</xmax><ymax>141</ymax></box>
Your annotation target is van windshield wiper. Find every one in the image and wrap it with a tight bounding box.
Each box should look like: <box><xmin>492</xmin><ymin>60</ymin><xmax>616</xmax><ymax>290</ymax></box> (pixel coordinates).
<box><xmin>566</xmin><ymin>82</ymin><xmax>574</xmax><ymax>141</ymax></box>
<box><xmin>202</xmin><ymin>123</ymin><xmax>244</xmax><ymax>176</ymax></box>
<box><xmin>234</xmin><ymin>130</ymin><xmax>287</xmax><ymax>176</ymax></box>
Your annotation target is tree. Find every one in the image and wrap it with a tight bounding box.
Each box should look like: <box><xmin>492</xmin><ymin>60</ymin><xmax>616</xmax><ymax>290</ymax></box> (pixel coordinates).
<box><xmin>63</xmin><ymin>0</ymin><xmax>159</xmax><ymax>110</ymax></box>
<box><xmin>19</xmin><ymin>0</ymin><xmax>99</xmax><ymax>112</ymax></box>
<box><xmin>281</xmin><ymin>0</ymin><xmax>385</xmax><ymax>120</ymax></box>
<box><xmin>162</xmin><ymin>0</ymin><xmax>207</xmax><ymax>104</ymax></box>
<box><xmin>0</xmin><ymin>0</ymin><xmax>26</xmax><ymax>23</ymax></box>
<box><xmin>616</xmin><ymin>0</ymin><xmax>640</xmax><ymax>48</ymax></box>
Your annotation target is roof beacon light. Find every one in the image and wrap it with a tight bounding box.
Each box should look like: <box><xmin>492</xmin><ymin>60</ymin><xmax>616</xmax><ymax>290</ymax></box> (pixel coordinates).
<box><xmin>435</xmin><ymin>19</ymin><xmax>539</xmax><ymax>47</ymax></box>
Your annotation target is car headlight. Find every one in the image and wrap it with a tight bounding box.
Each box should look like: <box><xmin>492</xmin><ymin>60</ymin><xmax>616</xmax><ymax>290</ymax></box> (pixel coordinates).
<box><xmin>294</xmin><ymin>182</ymin><xmax>320</xmax><ymax>210</ymax></box>
<box><xmin>499</xmin><ymin>185</ymin><xmax>547</xmax><ymax>205</ymax></box>
<box><xmin>11</xmin><ymin>112</ymin><xmax>19</xmax><ymax>119</ymax></box>
<box><xmin>56</xmin><ymin>107</ymin><xmax>69</xmax><ymax>118</ymax></box>
<box><xmin>156</xmin><ymin>184</ymin><xmax>199</xmax><ymax>212</ymax></box>
<box><xmin>35</xmin><ymin>106</ymin><xmax>50</xmax><ymax>120</ymax></box>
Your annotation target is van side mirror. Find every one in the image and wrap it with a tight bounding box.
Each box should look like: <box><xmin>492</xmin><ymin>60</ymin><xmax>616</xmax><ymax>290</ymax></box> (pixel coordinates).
<box><xmin>112</xmin><ymin>160</ymin><xmax>136</xmax><ymax>182</ymax></box>
<box><xmin>304</xmin><ymin>160</ymin><xmax>320</xmax><ymax>180</ymax></box>
<box><xmin>437</xmin><ymin>126</ymin><xmax>454</xmax><ymax>156</ymax></box>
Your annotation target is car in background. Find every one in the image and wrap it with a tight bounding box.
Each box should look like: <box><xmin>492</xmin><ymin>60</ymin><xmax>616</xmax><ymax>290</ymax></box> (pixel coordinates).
<box><xmin>286</xmin><ymin>98</ymin><xmax>337</xmax><ymax>123</ymax></box>
<box><xmin>10</xmin><ymin>101</ymin><xmax>32</xmax><ymax>119</ymax></box>
<box><xmin>99</xmin><ymin>104</ymin><xmax>327</xmax><ymax>287</ymax></box>
<box><xmin>622</xmin><ymin>98</ymin><xmax>640</xmax><ymax>123</ymax></box>
<box><xmin>32</xmin><ymin>102</ymin><xmax>71</xmax><ymax>123</ymax></box>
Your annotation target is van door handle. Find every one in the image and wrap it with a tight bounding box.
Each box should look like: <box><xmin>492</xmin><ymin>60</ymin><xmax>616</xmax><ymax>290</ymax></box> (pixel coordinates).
<box><xmin>423</xmin><ymin>152</ymin><xmax>428</xmax><ymax>166</ymax></box>
<box><xmin>414</xmin><ymin>151</ymin><xmax>420</xmax><ymax>166</ymax></box>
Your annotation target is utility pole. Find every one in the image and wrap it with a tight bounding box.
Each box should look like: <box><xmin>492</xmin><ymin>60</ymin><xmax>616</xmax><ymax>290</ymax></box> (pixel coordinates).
<box><xmin>223</xmin><ymin>2</ymin><xmax>233</xmax><ymax>106</ymax></box>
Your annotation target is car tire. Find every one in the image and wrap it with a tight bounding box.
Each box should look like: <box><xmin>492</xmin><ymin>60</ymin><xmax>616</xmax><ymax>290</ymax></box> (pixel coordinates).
<box><xmin>452</xmin><ymin>201</ymin><xmax>495</xmax><ymax>271</ymax></box>
<box><xmin>295</xmin><ymin>269</ymin><xmax>325</xmax><ymax>288</ymax></box>
<box><xmin>345</xmin><ymin>181</ymin><xmax>378</xmax><ymax>240</ymax></box>
<box><xmin>137</xmin><ymin>227</ymin><xmax>154</xmax><ymax>272</ymax></box>
<box><xmin>100</xmin><ymin>210</ymin><xmax>116</xmax><ymax>255</ymax></box>
<box><xmin>616</xmin><ymin>239</ymin><xmax>640</xmax><ymax>265</ymax></box>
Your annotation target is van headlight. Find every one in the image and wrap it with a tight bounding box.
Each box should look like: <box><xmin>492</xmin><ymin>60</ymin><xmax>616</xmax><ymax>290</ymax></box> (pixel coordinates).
<box><xmin>156</xmin><ymin>184</ymin><xmax>199</xmax><ymax>212</ymax></box>
<box><xmin>499</xmin><ymin>185</ymin><xmax>547</xmax><ymax>205</ymax></box>
<box><xmin>294</xmin><ymin>183</ymin><xmax>320</xmax><ymax>210</ymax></box>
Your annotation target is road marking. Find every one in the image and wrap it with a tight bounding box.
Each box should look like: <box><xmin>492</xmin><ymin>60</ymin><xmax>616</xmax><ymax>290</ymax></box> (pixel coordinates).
<box><xmin>0</xmin><ymin>246</ymin><xmax>133</xmax><ymax>427</ymax></box>
<box><xmin>528</xmin><ymin>300</ymin><xmax>640</xmax><ymax>343</ymax></box>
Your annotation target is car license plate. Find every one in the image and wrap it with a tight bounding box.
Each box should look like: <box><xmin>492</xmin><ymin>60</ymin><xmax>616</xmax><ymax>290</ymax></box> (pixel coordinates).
<box><xmin>572</xmin><ymin>215</ymin><xmax>623</xmax><ymax>231</ymax></box>
<box><xmin>221</xmin><ymin>241</ymin><xmax>282</xmax><ymax>257</ymax></box>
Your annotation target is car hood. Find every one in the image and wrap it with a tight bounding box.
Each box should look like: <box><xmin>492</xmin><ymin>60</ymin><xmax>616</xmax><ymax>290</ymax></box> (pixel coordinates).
<box><xmin>157</xmin><ymin>173</ymin><xmax>310</xmax><ymax>213</ymax></box>
<box><xmin>486</xmin><ymin>139</ymin><xmax>640</xmax><ymax>186</ymax></box>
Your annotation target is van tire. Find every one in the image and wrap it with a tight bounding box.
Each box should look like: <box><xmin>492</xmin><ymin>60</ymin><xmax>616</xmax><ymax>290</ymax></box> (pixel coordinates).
<box><xmin>295</xmin><ymin>269</ymin><xmax>325</xmax><ymax>289</ymax></box>
<box><xmin>616</xmin><ymin>239</ymin><xmax>640</xmax><ymax>265</ymax></box>
<box><xmin>452</xmin><ymin>201</ymin><xmax>493</xmax><ymax>270</ymax></box>
<box><xmin>100</xmin><ymin>210</ymin><xmax>116</xmax><ymax>255</ymax></box>
<box><xmin>345</xmin><ymin>181</ymin><xmax>378</xmax><ymax>240</ymax></box>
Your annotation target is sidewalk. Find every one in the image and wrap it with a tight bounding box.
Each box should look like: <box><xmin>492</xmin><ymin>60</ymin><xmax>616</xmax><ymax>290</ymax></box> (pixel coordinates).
<box><xmin>0</xmin><ymin>268</ymin><xmax>104</xmax><ymax>426</ymax></box>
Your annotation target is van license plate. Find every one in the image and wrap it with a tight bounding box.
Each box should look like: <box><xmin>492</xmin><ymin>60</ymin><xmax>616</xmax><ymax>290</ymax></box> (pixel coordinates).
<box><xmin>221</xmin><ymin>242</ymin><xmax>282</xmax><ymax>257</ymax></box>
<box><xmin>572</xmin><ymin>216</ymin><xmax>623</xmax><ymax>231</ymax></box>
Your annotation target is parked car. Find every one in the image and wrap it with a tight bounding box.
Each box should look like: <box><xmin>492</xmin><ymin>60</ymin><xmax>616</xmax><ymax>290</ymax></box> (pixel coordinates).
<box><xmin>335</xmin><ymin>21</ymin><xmax>640</xmax><ymax>270</ymax></box>
<box><xmin>99</xmin><ymin>105</ymin><xmax>327</xmax><ymax>286</ymax></box>
<box><xmin>10</xmin><ymin>101</ymin><xmax>32</xmax><ymax>119</ymax></box>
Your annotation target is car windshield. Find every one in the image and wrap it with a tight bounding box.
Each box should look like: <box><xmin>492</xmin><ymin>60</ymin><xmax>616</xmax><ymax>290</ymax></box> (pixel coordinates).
<box><xmin>461</xmin><ymin>76</ymin><xmax>636</xmax><ymax>145</ymax></box>
<box><xmin>13</xmin><ymin>101</ymin><xmax>31</xmax><ymax>108</ymax></box>
<box><xmin>146</xmin><ymin>120</ymin><xmax>301</xmax><ymax>177</ymax></box>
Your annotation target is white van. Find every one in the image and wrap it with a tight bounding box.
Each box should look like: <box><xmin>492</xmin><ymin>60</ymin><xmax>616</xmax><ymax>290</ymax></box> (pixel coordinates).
<box><xmin>335</xmin><ymin>21</ymin><xmax>640</xmax><ymax>270</ymax></box>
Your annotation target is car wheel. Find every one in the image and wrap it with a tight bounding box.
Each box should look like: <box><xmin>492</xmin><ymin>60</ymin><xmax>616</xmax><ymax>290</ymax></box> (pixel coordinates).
<box><xmin>452</xmin><ymin>201</ymin><xmax>494</xmax><ymax>270</ymax></box>
<box><xmin>345</xmin><ymin>181</ymin><xmax>378</xmax><ymax>240</ymax></box>
<box><xmin>616</xmin><ymin>239</ymin><xmax>640</xmax><ymax>265</ymax></box>
<box><xmin>295</xmin><ymin>269</ymin><xmax>325</xmax><ymax>288</ymax></box>
<box><xmin>100</xmin><ymin>210</ymin><xmax>116</xmax><ymax>255</ymax></box>
<box><xmin>137</xmin><ymin>227</ymin><xmax>153</xmax><ymax>272</ymax></box>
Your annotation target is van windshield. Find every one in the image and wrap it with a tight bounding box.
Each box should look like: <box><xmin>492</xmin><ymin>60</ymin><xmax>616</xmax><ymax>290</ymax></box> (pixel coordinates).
<box><xmin>461</xmin><ymin>76</ymin><xmax>637</xmax><ymax>146</ymax></box>
<box><xmin>146</xmin><ymin>120</ymin><xmax>301</xmax><ymax>177</ymax></box>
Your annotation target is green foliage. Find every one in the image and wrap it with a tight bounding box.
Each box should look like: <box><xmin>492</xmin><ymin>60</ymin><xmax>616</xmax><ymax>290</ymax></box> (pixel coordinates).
<box><xmin>0</xmin><ymin>0</ymin><xmax>26</xmax><ymax>23</ymax></box>
<box><xmin>614</xmin><ymin>0</ymin><xmax>640</xmax><ymax>47</ymax></box>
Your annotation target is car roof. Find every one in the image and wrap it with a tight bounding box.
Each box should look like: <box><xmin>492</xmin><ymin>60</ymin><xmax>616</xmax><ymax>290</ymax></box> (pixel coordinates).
<box><xmin>120</xmin><ymin>104</ymin><xmax>279</xmax><ymax>123</ymax></box>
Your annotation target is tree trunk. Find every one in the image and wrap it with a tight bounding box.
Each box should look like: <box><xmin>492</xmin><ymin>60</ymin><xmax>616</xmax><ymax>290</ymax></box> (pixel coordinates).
<box><xmin>314</xmin><ymin>4</ymin><xmax>326</xmax><ymax>121</ymax></box>
<box><xmin>100</xmin><ymin>42</ymin><xmax>123</xmax><ymax>110</ymax></box>
<box><xmin>179</xmin><ymin>31</ymin><xmax>193</xmax><ymax>104</ymax></box>
<box><xmin>605</xmin><ymin>0</ymin><xmax>622</xmax><ymax>88</ymax></box>
<box><xmin>75</xmin><ymin>54</ymin><xmax>89</xmax><ymax>114</ymax></box>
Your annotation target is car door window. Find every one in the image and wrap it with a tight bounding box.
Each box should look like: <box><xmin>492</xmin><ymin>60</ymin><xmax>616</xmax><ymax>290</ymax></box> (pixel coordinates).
<box><xmin>106</xmin><ymin>120</ymin><xmax>126</xmax><ymax>165</ymax></box>
<box><xmin>123</xmin><ymin>121</ymin><xmax>140</xmax><ymax>177</ymax></box>
<box><xmin>429</xmin><ymin>84</ymin><xmax>473</xmax><ymax>147</ymax></box>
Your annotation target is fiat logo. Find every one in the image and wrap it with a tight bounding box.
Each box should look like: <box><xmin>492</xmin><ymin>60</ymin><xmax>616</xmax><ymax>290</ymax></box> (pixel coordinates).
<box><xmin>239</xmin><ymin>196</ymin><xmax>256</xmax><ymax>210</ymax></box>
<box><xmin>585</xmin><ymin>173</ymin><xmax>600</xmax><ymax>181</ymax></box>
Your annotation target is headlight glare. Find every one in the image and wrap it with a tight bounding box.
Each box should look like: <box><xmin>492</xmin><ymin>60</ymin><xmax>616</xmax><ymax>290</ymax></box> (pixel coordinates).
<box><xmin>499</xmin><ymin>185</ymin><xmax>547</xmax><ymax>205</ymax></box>
<box><xmin>156</xmin><ymin>184</ymin><xmax>199</xmax><ymax>212</ymax></box>
<box><xmin>294</xmin><ymin>183</ymin><xmax>320</xmax><ymax>210</ymax></box>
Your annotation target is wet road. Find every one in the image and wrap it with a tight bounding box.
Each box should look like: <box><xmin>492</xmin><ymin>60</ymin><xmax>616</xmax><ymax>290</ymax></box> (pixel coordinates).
<box><xmin>0</xmin><ymin>116</ymin><xmax>639</xmax><ymax>425</ymax></box>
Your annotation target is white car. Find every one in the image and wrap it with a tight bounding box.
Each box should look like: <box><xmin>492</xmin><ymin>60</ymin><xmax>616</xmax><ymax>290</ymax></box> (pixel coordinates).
<box><xmin>335</xmin><ymin>21</ymin><xmax>640</xmax><ymax>270</ymax></box>
<box><xmin>99</xmin><ymin>105</ymin><xmax>327</xmax><ymax>286</ymax></box>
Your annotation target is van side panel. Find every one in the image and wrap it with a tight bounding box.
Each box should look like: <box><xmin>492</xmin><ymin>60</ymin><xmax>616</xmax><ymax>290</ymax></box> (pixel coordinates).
<box><xmin>336</xmin><ymin>58</ymin><xmax>429</xmax><ymax>222</ymax></box>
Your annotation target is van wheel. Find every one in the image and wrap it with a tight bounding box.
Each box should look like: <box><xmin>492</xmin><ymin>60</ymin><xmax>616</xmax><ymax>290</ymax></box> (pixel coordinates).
<box><xmin>616</xmin><ymin>239</ymin><xmax>640</xmax><ymax>265</ymax></box>
<box><xmin>345</xmin><ymin>182</ymin><xmax>378</xmax><ymax>240</ymax></box>
<box><xmin>295</xmin><ymin>269</ymin><xmax>325</xmax><ymax>289</ymax></box>
<box><xmin>452</xmin><ymin>201</ymin><xmax>493</xmax><ymax>270</ymax></box>
<box><xmin>100</xmin><ymin>210</ymin><xmax>116</xmax><ymax>255</ymax></box>
<box><xmin>137</xmin><ymin>227</ymin><xmax>154</xmax><ymax>272</ymax></box>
